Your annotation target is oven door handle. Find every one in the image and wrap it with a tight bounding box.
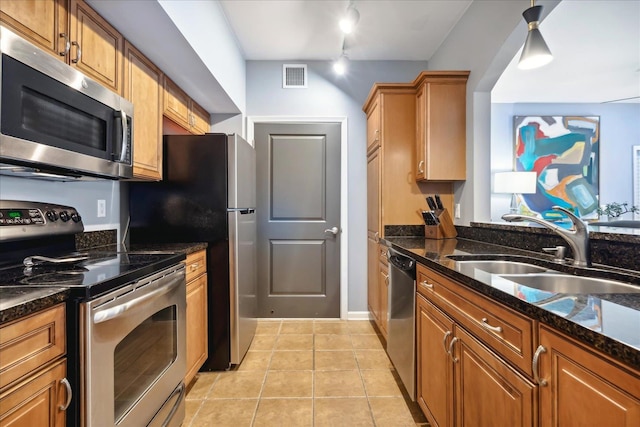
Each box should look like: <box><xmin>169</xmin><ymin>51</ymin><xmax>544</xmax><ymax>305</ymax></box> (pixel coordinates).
<box><xmin>93</xmin><ymin>273</ymin><xmax>183</xmax><ymax>324</ymax></box>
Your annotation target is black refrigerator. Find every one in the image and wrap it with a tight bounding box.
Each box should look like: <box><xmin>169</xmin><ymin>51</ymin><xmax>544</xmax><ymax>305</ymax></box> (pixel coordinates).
<box><xmin>129</xmin><ymin>133</ymin><xmax>257</xmax><ymax>370</ymax></box>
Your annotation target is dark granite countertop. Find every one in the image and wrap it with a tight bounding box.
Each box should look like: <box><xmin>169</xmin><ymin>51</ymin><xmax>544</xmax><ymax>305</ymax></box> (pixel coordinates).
<box><xmin>129</xmin><ymin>242</ymin><xmax>208</xmax><ymax>255</ymax></box>
<box><xmin>382</xmin><ymin>236</ymin><xmax>640</xmax><ymax>371</ymax></box>
<box><xmin>0</xmin><ymin>287</ymin><xmax>70</xmax><ymax>324</ymax></box>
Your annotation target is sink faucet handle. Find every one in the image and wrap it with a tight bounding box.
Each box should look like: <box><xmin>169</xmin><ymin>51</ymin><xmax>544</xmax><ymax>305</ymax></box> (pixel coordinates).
<box><xmin>542</xmin><ymin>245</ymin><xmax>567</xmax><ymax>263</ymax></box>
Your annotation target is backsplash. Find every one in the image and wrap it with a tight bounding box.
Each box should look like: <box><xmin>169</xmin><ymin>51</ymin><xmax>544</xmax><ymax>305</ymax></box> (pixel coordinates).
<box><xmin>75</xmin><ymin>229</ymin><xmax>118</xmax><ymax>250</ymax></box>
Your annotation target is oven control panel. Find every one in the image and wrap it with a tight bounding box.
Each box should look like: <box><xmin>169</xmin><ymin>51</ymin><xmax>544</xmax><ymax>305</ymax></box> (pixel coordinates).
<box><xmin>0</xmin><ymin>200</ymin><xmax>84</xmax><ymax>242</ymax></box>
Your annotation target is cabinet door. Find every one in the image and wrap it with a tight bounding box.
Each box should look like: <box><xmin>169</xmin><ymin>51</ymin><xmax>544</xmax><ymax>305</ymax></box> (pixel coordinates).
<box><xmin>415</xmin><ymin>79</ymin><xmax>467</xmax><ymax>182</ymax></box>
<box><xmin>416</xmin><ymin>294</ymin><xmax>454</xmax><ymax>427</ymax></box>
<box><xmin>366</xmin><ymin>96</ymin><xmax>381</xmax><ymax>153</ymax></box>
<box><xmin>454</xmin><ymin>326</ymin><xmax>536</xmax><ymax>427</ymax></box>
<box><xmin>191</xmin><ymin>102</ymin><xmax>210</xmax><ymax>135</ymax></box>
<box><xmin>367</xmin><ymin>237</ymin><xmax>380</xmax><ymax>324</ymax></box>
<box><xmin>124</xmin><ymin>41</ymin><xmax>163</xmax><ymax>180</ymax></box>
<box><xmin>69</xmin><ymin>0</ymin><xmax>123</xmax><ymax>94</ymax></box>
<box><xmin>367</xmin><ymin>149</ymin><xmax>381</xmax><ymax>236</ymax></box>
<box><xmin>0</xmin><ymin>0</ymin><xmax>68</xmax><ymax>59</ymax></box>
<box><xmin>163</xmin><ymin>77</ymin><xmax>191</xmax><ymax>130</ymax></box>
<box><xmin>185</xmin><ymin>274</ymin><xmax>208</xmax><ymax>385</ymax></box>
<box><xmin>539</xmin><ymin>326</ymin><xmax>640</xmax><ymax>427</ymax></box>
<box><xmin>378</xmin><ymin>261</ymin><xmax>389</xmax><ymax>337</ymax></box>
<box><xmin>0</xmin><ymin>359</ymin><xmax>67</xmax><ymax>427</ymax></box>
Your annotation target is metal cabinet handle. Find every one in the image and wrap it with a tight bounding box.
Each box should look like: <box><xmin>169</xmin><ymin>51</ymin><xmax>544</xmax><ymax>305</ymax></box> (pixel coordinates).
<box><xmin>418</xmin><ymin>160</ymin><xmax>425</xmax><ymax>174</ymax></box>
<box><xmin>481</xmin><ymin>317</ymin><xmax>503</xmax><ymax>333</ymax></box>
<box><xmin>59</xmin><ymin>378</ymin><xmax>72</xmax><ymax>411</ymax></box>
<box><xmin>533</xmin><ymin>345</ymin><xmax>548</xmax><ymax>386</ymax></box>
<box><xmin>59</xmin><ymin>33</ymin><xmax>70</xmax><ymax>56</ymax></box>
<box><xmin>448</xmin><ymin>337</ymin><xmax>459</xmax><ymax>363</ymax></box>
<box><xmin>324</xmin><ymin>226</ymin><xmax>339</xmax><ymax>235</ymax></box>
<box><xmin>384</xmin><ymin>274</ymin><xmax>389</xmax><ymax>286</ymax></box>
<box><xmin>442</xmin><ymin>331</ymin><xmax>452</xmax><ymax>354</ymax></box>
<box><xmin>374</xmin><ymin>129</ymin><xmax>379</xmax><ymax>141</ymax></box>
<box><xmin>374</xmin><ymin>231</ymin><xmax>379</xmax><ymax>242</ymax></box>
<box><xmin>419</xmin><ymin>280</ymin><xmax>434</xmax><ymax>290</ymax></box>
<box><xmin>71</xmin><ymin>41</ymin><xmax>82</xmax><ymax>63</ymax></box>
<box><xmin>190</xmin><ymin>263</ymin><xmax>199</xmax><ymax>271</ymax></box>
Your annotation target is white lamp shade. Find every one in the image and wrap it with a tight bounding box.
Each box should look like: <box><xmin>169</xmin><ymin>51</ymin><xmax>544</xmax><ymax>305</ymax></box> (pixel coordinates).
<box><xmin>494</xmin><ymin>171</ymin><xmax>537</xmax><ymax>194</ymax></box>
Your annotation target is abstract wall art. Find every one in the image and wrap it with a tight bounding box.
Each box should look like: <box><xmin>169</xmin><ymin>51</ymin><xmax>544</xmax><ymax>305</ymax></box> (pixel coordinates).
<box><xmin>514</xmin><ymin>116</ymin><xmax>600</xmax><ymax>220</ymax></box>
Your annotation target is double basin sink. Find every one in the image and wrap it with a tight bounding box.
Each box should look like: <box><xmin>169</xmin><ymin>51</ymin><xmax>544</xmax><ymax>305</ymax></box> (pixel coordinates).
<box><xmin>447</xmin><ymin>256</ymin><xmax>640</xmax><ymax>295</ymax></box>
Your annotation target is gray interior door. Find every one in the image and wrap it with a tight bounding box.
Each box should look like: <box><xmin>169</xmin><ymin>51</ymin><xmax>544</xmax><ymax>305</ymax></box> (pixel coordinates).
<box><xmin>255</xmin><ymin>122</ymin><xmax>341</xmax><ymax>318</ymax></box>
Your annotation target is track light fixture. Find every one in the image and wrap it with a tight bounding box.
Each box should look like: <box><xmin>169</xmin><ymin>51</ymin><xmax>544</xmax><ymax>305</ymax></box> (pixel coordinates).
<box><xmin>339</xmin><ymin>1</ymin><xmax>360</xmax><ymax>34</ymax></box>
<box><xmin>333</xmin><ymin>51</ymin><xmax>349</xmax><ymax>75</ymax></box>
<box><xmin>518</xmin><ymin>0</ymin><xmax>553</xmax><ymax>70</ymax></box>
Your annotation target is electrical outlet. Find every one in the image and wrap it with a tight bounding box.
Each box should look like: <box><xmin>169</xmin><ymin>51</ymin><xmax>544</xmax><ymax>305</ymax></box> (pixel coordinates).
<box><xmin>97</xmin><ymin>200</ymin><xmax>106</xmax><ymax>218</ymax></box>
<box><xmin>454</xmin><ymin>203</ymin><xmax>461</xmax><ymax>219</ymax></box>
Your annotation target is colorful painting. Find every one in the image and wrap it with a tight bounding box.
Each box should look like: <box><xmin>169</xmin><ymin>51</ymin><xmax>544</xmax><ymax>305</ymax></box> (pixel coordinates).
<box><xmin>514</xmin><ymin>116</ymin><xmax>600</xmax><ymax>220</ymax></box>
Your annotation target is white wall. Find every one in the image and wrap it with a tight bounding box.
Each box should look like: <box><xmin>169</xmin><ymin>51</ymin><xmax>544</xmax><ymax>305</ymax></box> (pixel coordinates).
<box><xmin>490</xmin><ymin>102</ymin><xmax>640</xmax><ymax>220</ymax></box>
<box><xmin>0</xmin><ymin>176</ymin><xmax>121</xmax><ymax>232</ymax></box>
<box><xmin>426</xmin><ymin>0</ymin><xmax>561</xmax><ymax>224</ymax></box>
<box><xmin>246</xmin><ymin>60</ymin><xmax>428</xmax><ymax>312</ymax></box>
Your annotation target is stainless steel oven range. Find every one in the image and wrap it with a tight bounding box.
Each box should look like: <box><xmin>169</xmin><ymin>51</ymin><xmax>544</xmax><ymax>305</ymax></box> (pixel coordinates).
<box><xmin>0</xmin><ymin>200</ymin><xmax>186</xmax><ymax>427</ymax></box>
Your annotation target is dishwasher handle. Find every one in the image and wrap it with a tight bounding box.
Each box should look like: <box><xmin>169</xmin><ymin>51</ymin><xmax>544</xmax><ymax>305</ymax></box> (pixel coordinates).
<box><xmin>387</xmin><ymin>250</ymin><xmax>416</xmax><ymax>277</ymax></box>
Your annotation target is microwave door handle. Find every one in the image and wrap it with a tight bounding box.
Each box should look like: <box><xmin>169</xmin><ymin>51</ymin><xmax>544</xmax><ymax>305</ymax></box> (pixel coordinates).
<box><xmin>119</xmin><ymin>110</ymin><xmax>129</xmax><ymax>163</ymax></box>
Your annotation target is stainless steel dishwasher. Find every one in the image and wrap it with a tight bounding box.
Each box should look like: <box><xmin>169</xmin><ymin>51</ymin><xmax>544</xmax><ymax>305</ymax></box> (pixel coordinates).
<box><xmin>386</xmin><ymin>248</ymin><xmax>417</xmax><ymax>400</ymax></box>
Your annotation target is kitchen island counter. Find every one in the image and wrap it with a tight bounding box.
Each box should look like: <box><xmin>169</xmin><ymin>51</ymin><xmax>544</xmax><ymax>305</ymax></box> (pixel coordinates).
<box><xmin>382</xmin><ymin>236</ymin><xmax>640</xmax><ymax>370</ymax></box>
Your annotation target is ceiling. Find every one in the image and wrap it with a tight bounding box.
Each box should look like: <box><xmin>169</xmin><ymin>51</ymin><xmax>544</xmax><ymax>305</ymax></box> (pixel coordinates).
<box><xmin>220</xmin><ymin>0</ymin><xmax>640</xmax><ymax>104</ymax></box>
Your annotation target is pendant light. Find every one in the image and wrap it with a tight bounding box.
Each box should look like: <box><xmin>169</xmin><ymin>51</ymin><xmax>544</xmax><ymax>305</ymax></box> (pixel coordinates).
<box><xmin>339</xmin><ymin>1</ymin><xmax>360</xmax><ymax>34</ymax></box>
<box><xmin>518</xmin><ymin>0</ymin><xmax>553</xmax><ymax>70</ymax></box>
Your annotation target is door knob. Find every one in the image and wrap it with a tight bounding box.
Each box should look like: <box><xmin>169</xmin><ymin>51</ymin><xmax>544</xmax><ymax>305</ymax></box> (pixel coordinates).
<box><xmin>324</xmin><ymin>227</ymin><xmax>339</xmax><ymax>235</ymax></box>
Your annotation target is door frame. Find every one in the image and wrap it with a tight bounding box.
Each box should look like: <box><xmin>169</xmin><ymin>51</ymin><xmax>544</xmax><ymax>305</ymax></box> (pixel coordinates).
<box><xmin>247</xmin><ymin>116</ymin><xmax>349</xmax><ymax>319</ymax></box>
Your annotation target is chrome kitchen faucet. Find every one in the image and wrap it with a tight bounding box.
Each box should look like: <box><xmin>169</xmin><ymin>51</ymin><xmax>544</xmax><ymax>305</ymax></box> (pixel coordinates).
<box><xmin>502</xmin><ymin>206</ymin><xmax>591</xmax><ymax>267</ymax></box>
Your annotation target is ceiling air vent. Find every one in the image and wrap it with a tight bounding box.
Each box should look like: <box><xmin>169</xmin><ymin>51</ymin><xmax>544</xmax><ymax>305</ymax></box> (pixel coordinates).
<box><xmin>283</xmin><ymin>64</ymin><xmax>307</xmax><ymax>89</ymax></box>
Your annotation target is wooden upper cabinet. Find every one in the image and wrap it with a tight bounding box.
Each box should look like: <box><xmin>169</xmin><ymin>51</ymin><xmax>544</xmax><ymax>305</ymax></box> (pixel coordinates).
<box><xmin>163</xmin><ymin>76</ymin><xmax>191</xmax><ymax>130</ymax></box>
<box><xmin>366</xmin><ymin>96</ymin><xmax>381</xmax><ymax>154</ymax></box>
<box><xmin>0</xmin><ymin>0</ymin><xmax>68</xmax><ymax>58</ymax></box>
<box><xmin>538</xmin><ymin>325</ymin><xmax>640</xmax><ymax>427</ymax></box>
<box><xmin>1</xmin><ymin>0</ymin><xmax>124</xmax><ymax>95</ymax></box>
<box><xmin>191</xmin><ymin>102</ymin><xmax>210</xmax><ymax>135</ymax></box>
<box><xmin>69</xmin><ymin>0</ymin><xmax>124</xmax><ymax>95</ymax></box>
<box><xmin>163</xmin><ymin>76</ymin><xmax>210</xmax><ymax>135</ymax></box>
<box><xmin>124</xmin><ymin>41</ymin><xmax>163</xmax><ymax>181</ymax></box>
<box><xmin>415</xmin><ymin>72</ymin><xmax>469</xmax><ymax>182</ymax></box>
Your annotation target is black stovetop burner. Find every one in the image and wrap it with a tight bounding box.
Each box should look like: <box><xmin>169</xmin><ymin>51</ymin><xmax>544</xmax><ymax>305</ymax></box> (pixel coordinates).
<box><xmin>0</xmin><ymin>249</ymin><xmax>185</xmax><ymax>300</ymax></box>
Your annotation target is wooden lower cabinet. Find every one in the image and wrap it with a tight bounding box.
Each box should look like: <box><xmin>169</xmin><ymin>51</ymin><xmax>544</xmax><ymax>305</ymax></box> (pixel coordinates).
<box><xmin>378</xmin><ymin>258</ymin><xmax>389</xmax><ymax>337</ymax></box>
<box><xmin>184</xmin><ymin>250</ymin><xmax>208</xmax><ymax>385</ymax></box>
<box><xmin>538</xmin><ymin>325</ymin><xmax>640</xmax><ymax>426</ymax></box>
<box><xmin>455</xmin><ymin>326</ymin><xmax>535</xmax><ymax>427</ymax></box>
<box><xmin>417</xmin><ymin>294</ymin><xmax>454</xmax><ymax>427</ymax></box>
<box><xmin>0</xmin><ymin>304</ymin><xmax>69</xmax><ymax>427</ymax></box>
<box><xmin>0</xmin><ymin>359</ymin><xmax>67</xmax><ymax>427</ymax></box>
<box><xmin>417</xmin><ymin>292</ymin><xmax>536</xmax><ymax>427</ymax></box>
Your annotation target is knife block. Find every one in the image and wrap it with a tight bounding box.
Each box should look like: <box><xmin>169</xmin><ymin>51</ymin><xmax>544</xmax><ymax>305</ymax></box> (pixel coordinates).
<box><xmin>424</xmin><ymin>209</ymin><xmax>457</xmax><ymax>239</ymax></box>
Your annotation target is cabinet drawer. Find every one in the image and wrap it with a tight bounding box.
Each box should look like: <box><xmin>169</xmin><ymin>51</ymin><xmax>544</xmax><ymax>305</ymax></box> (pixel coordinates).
<box><xmin>0</xmin><ymin>304</ymin><xmax>66</xmax><ymax>391</ymax></box>
<box><xmin>184</xmin><ymin>250</ymin><xmax>207</xmax><ymax>283</ymax></box>
<box><xmin>417</xmin><ymin>264</ymin><xmax>535</xmax><ymax>377</ymax></box>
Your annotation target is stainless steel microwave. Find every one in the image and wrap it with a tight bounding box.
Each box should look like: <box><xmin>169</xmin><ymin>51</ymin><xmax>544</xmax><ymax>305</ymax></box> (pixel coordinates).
<box><xmin>0</xmin><ymin>26</ymin><xmax>133</xmax><ymax>180</ymax></box>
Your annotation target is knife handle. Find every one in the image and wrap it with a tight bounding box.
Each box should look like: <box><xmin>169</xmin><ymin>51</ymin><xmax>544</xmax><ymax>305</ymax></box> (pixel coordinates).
<box><xmin>434</xmin><ymin>194</ymin><xmax>444</xmax><ymax>210</ymax></box>
<box><xmin>426</xmin><ymin>197</ymin><xmax>437</xmax><ymax>211</ymax></box>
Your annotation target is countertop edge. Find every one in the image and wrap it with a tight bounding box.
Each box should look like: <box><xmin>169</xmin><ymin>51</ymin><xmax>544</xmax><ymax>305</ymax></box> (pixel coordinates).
<box><xmin>0</xmin><ymin>288</ymin><xmax>70</xmax><ymax>324</ymax></box>
<box><xmin>382</xmin><ymin>237</ymin><xmax>640</xmax><ymax>372</ymax></box>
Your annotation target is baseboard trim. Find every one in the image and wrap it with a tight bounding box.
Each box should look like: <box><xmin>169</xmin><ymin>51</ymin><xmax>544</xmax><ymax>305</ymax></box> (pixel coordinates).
<box><xmin>347</xmin><ymin>311</ymin><xmax>372</xmax><ymax>320</ymax></box>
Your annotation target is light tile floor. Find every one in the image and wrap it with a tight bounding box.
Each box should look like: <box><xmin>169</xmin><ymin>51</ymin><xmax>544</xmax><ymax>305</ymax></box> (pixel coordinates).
<box><xmin>183</xmin><ymin>319</ymin><xmax>429</xmax><ymax>427</ymax></box>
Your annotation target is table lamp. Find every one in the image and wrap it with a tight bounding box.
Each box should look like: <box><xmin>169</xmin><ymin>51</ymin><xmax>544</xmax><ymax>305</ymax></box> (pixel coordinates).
<box><xmin>494</xmin><ymin>171</ymin><xmax>538</xmax><ymax>214</ymax></box>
